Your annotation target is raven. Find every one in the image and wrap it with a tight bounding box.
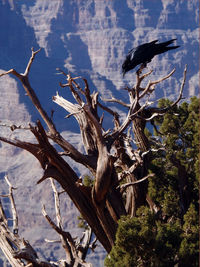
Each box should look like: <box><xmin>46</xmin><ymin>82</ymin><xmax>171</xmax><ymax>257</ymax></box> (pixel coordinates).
<box><xmin>122</xmin><ymin>39</ymin><xmax>180</xmax><ymax>77</ymax></box>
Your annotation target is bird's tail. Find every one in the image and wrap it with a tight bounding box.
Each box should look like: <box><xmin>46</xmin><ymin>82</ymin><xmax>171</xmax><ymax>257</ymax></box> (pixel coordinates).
<box><xmin>164</xmin><ymin>45</ymin><xmax>180</xmax><ymax>50</ymax></box>
<box><xmin>155</xmin><ymin>39</ymin><xmax>180</xmax><ymax>55</ymax></box>
<box><xmin>156</xmin><ymin>45</ymin><xmax>180</xmax><ymax>55</ymax></box>
<box><xmin>159</xmin><ymin>38</ymin><xmax>177</xmax><ymax>47</ymax></box>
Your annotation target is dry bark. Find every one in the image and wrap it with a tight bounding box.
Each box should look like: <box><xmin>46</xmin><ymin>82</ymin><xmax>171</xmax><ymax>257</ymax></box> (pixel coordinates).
<box><xmin>0</xmin><ymin>49</ymin><xmax>186</xmax><ymax>265</ymax></box>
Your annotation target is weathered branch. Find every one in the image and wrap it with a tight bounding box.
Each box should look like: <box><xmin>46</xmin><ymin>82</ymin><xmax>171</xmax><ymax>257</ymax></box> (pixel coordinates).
<box><xmin>50</xmin><ymin>179</ymin><xmax>62</xmax><ymax>228</ymax></box>
<box><xmin>0</xmin><ymin>48</ymin><xmax>57</xmax><ymax>136</ymax></box>
<box><xmin>97</xmin><ymin>101</ymin><xmax>119</xmax><ymax>120</ymax></box>
<box><xmin>107</xmin><ymin>98</ymin><xmax>150</xmax><ymax>145</ymax></box>
<box><xmin>42</xmin><ymin>203</ymin><xmax>93</xmax><ymax>266</ymax></box>
<box><xmin>118</xmin><ymin>173</ymin><xmax>155</xmax><ymax>194</ymax></box>
<box><xmin>139</xmin><ymin>68</ymin><xmax>175</xmax><ymax>99</ymax></box>
<box><xmin>0</xmin><ymin>122</ymin><xmax>31</xmax><ymax>131</ymax></box>
<box><xmin>49</xmin><ymin>178</ymin><xmax>75</xmax><ymax>263</ymax></box>
<box><xmin>147</xmin><ymin>65</ymin><xmax>187</xmax><ymax>116</ymax></box>
<box><xmin>42</xmin><ymin>205</ymin><xmax>76</xmax><ymax>262</ymax></box>
<box><xmin>0</xmin><ymin>119</ymin><xmax>112</xmax><ymax>252</ymax></box>
<box><xmin>101</xmin><ymin>96</ymin><xmax>130</xmax><ymax>108</ymax></box>
<box><xmin>4</xmin><ymin>175</ymin><xmax>18</xmax><ymax>234</ymax></box>
<box><xmin>24</xmin><ymin>47</ymin><xmax>41</xmax><ymax>75</ymax></box>
<box><xmin>50</xmin><ymin>178</ymin><xmax>93</xmax><ymax>264</ymax></box>
<box><xmin>0</xmin><ymin>178</ymin><xmax>58</xmax><ymax>267</ymax></box>
<box><xmin>170</xmin><ymin>64</ymin><xmax>186</xmax><ymax>107</ymax></box>
<box><xmin>52</xmin><ymin>93</ymin><xmax>98</xmax><ymax>163</ymax></box>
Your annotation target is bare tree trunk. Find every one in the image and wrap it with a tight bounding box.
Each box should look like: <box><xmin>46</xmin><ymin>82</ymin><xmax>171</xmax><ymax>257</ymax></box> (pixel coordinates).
<box><xmin>0</xmin><ymin>49</ymin><xmax>186</xmax><ymax>265</ymax></box>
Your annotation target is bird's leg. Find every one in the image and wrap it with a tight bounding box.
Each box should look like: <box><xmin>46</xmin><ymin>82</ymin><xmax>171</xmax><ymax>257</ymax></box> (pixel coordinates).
<box><xmin>136</xmin><ymin>63</ymin><xmax>147</xmax><ymax>75</ymax></box>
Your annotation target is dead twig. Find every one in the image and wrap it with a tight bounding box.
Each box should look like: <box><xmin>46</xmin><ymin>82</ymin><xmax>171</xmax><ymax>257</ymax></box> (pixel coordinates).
<box><xmin>139</xmin><ymin>68</ymin><xmax>175</xmax><ymax>99</ymax></box>
<box><xmin>4</xmin><ymin>175</ymin><xmax>18</xmax><ymax>235</ymax></box>
<box><xmin>0</xmin><ymin>122</ymin><xmax>31</xmax><ymax>131</ymax></box>
<box><xmin>147</xmin><ymin>65</ymin><xmax>187</xmax><ymax>116</ymax></box>
<box><xmin>101</xmin><ymin>96</ymin><xmax>130</xmax><ymax>108</ymax></box>
<box><xmin>0</xmin><ymin>48</ymin><xmax>57</xmax><ymax>136</ymax></box>
<box><xmin>118</xmin><ymin>173</ymin><xmax>155</xmax><ymax>193</ymax></box>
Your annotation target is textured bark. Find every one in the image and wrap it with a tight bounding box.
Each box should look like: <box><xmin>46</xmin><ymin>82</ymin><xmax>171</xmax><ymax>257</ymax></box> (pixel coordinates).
<box><xmin>131</xmin><ymin>110</ymin><xmax>150</xmax><ymax>213</ymax></box>
<box><xmin>170</xmin><ymin>154</ymin><xmax>190</xmax><ymax>214</ymax></box>
<box><xmin>0</xmin><ymin>214</ymin><xmax>24</xmax><ymax>267</ymax></box>
<box><xmin>0</xmin><ymin>49</ymin><xmax>186</xmax><ymax>265</ymax></box>
<box><xmin>0</xmin><ymin>196</ymin><xmax>56</xmax><ymax>267</ymax></box>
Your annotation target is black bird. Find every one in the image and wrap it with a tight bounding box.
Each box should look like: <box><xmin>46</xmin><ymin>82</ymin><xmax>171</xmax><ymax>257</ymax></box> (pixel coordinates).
<box><xmin>122</xmin><ymin>39</ymin><xmax>180</xmax><ymax>77</ymax></box>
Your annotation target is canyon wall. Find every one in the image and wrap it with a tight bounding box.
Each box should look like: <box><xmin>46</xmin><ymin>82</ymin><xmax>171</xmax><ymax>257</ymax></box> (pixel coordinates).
<box><xmin>0</xmin><ymin>0</ymin><xmax>199</xmax><ymax>265</ymax></box>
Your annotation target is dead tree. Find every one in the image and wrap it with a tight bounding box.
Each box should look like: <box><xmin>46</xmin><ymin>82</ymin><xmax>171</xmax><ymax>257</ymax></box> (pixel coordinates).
<box><xmin>0</xmin><ymin>48</ymin><xmax>186</xmax><ymax>265</ymax></box>
<box><xmin>0</xmin><ymin>175</ymin><xmax>93</xmax><ymax>266</ymax></box>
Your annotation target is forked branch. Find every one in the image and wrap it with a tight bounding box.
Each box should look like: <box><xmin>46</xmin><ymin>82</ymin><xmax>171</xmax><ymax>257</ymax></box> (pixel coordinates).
<box><xmin>42</xmin><ymin>178</ymin><xmax>93</xmax><ymax>266</ymax></box>
<box><xmin>0</xmin><ymin>48</ymin><xmax>57</xmax><ymax>136</ymax></box>
<box><xmin>145</xmin><ymin>65</ymin><xmax>187</xmax><ymax>118</ymax></box>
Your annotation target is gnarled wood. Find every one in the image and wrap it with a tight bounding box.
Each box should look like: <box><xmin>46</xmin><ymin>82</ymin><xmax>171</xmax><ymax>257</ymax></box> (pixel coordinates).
<box><xmin>0</xmin><ymin>48</ymin><xmax>187</xmax><ymax>265</ymax></box>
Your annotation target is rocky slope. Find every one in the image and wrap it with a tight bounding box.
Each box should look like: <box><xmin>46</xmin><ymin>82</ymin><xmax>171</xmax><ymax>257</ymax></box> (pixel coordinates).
<box><xmin>21</xmin><ymin>0</ymin><xmax>199</xmax><ymax>98</ymax></box>
<box><xmin>0</xmin><ymin>0</ymin><xmax>199</xmax><ymax>266</ymax></box>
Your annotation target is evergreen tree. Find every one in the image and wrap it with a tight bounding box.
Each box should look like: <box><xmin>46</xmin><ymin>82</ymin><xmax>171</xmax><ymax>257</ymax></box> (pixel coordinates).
<box><xmin>105</xmin><ymin>97</ymin><xmax>199</xmax><ymax>267</ymax></box>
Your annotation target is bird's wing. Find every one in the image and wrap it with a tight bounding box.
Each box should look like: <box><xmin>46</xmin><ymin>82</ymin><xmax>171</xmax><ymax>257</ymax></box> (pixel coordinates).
<box><xmin>128</xmin><ymin>47</ymin><xmax>136</xmax><ymax>54</ymax></box>
<box><xmin>148</xmin><ymin>40</ymin><xmax>159</xmax><ymax>45</ymax></box>
<box><xmin>132</xmin><ymin>40</ymin><xmax>159</xmax><ymax>63</ymax></box>
<box><xmin>127</xmin><ymin>48</ymin><xmax>136</xmax><ymax>60</ymax></box>
<box><xmin>127</xmin><ymin>40</ymin><xmax>158</xmax><ymax>60</ymax></box>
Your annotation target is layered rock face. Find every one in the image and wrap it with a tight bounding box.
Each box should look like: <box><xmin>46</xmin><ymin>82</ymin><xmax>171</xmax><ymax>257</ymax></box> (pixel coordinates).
<box><xmin>0</xmin><ymin>0</ymin><xmax>199</xmax><ymax>266</ymax></box>
<box><xmin>21</xmin><ymin>0</ymin><xmax>199</xmax><ymax>99</ymax></box>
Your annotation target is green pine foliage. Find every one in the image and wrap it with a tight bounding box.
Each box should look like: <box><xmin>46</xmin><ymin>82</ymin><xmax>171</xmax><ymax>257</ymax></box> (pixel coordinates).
<box><xmin>105</xmin><ymin>97</ymin><xmax>199</xmax><ymax>266</ymax></box>
<box><xmin>179</xmin><ymin>203</ymin><xmax>199</xmax><ymax>266</ymax></box>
